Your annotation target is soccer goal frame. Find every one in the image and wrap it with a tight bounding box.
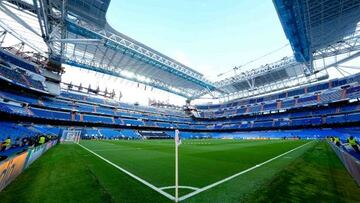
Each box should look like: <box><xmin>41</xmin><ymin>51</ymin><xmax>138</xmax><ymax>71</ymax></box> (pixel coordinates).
<box><xmin>61</xmin><ymin>128</ymin><xmax>81</xmax><ymax>144</ymax></box>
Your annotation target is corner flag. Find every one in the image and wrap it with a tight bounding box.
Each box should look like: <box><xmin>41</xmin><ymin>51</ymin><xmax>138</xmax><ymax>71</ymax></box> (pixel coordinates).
<box><xmin>175</xmin><ymin>129</ymin><xmax>181</xmax><ymax>202</ymax></box>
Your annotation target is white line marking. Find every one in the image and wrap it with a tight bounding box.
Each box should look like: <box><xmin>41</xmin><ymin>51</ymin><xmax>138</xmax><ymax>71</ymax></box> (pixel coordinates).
<box><xmin>178</xmin><ymin>141</ymin><xmax>314</xmax><ymax>201</ymax></box>
<box><xmin>159</xmin><ymin>185</ymin><xmax>200</xmax><ymax>191</ymax></box>
<box><xmin>92</xmin><ymin>148</ymin><xmax>142</xmax><ymax>152</ymax></box>
<box><xmin>77</xmin><ymin>143</ymin><xmax>175</xmax><ymax>201</ymax></box>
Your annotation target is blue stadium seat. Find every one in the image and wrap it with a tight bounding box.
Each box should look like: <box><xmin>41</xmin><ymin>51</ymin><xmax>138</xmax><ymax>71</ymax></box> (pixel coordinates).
<box><xmin>263</xmin><ymin>102</ymin><xmax>277</xmax><ymax>111</ymax></box>
<box><xmin>0</xmin><ymin>49</ymin><xmax>39</xmax><ymax>73</ymax></box>
<box><xmin>122</xmin><ymin>119</ymin><xmax>144</xmax><ymax>126</ymax></box>
<box><xmin>307</xmin><ymin>83</ymin><xmax>329</xmax><ymax>93</ymax></box>
<box><xmin>83</xmin><ymin>114</ymin><xmax>113</xmax><ymax>123</ymax></box>
<box><xmin>346</xmin><ymin>112</ymin><xmax>360</xmax><ymax>123</ymax></box>
<box><xmin>281</xmin><ymin>99</ymin><xmax>295</xmax><ymax>109</ymax></box>
<box><xmin>326</xmin><ymin>115</ymin><xmax>346</xmax><ymax>124</ymax></box>
<box><xmin>297</xmin><ymin>95</ymin><xmax>317</xmax><ymax>106</ymax></box>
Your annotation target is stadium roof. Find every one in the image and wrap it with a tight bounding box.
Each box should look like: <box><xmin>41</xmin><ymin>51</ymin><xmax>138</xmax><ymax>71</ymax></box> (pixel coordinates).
<box><xmin>1</xmin><ymin>0</ymin><xmax>216</xmax><ymax>98</ymax></box>
<box><xmin>1</xmin><ymin>0</ymin><xmax>360</xmax><ymax>100</ymax></box>
<box><xmin>273</xmin><ymin>0</ymin><xmax>360</xmax><ymax>65</ymax></box>
<box><xmin>59</xmin><ymin>0</ymin><xmax>216</xmax><ymax>98</ymax></box>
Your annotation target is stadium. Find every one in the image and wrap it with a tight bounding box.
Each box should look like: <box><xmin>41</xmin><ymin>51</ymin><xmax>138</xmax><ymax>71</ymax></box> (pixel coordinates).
<box><xmin>0</xmin><ymin>0</ymin><xmax>360</xmax><ymax>202</ymax></box>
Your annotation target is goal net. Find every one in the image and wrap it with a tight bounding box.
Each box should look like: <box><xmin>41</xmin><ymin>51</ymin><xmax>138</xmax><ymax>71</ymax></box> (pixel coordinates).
<box><xmin>61</xmin><ymin>129</ymin><xmax>81</xmax><ymax>144</ymax></box>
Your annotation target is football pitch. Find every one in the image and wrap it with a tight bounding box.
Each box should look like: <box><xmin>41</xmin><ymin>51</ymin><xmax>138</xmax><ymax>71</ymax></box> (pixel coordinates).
<box><xmin>2</xmin><ymin>139</ymin><xmax>360</xmax><ymax>202</ymax></box>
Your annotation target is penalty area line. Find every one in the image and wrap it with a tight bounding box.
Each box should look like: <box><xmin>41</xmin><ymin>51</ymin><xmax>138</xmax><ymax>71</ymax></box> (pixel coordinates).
<box><xmin>77</xmin><ymin>143</ymin><xmax>175</xmax><ymax>201</ymax></box>
<box><xmin>178</xmin><ymin>141</ymin><xmax>314</xmax><ymax>201</ymax></box>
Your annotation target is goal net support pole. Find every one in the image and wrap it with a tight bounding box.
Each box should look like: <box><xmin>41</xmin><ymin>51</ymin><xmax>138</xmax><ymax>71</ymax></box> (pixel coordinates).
<box><xmin>75</xmin><ymin>134</ymin><xmax>81</xmax><ymax>144</ymax></box>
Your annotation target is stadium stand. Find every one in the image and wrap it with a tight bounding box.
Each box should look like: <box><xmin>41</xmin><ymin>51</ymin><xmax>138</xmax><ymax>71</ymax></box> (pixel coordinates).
<box><xmin>0</xmin><ymin>49</ymin><xmax>40</xmax><ymax>74</ymax></box>
<box><xmin>0</xmin><ymin>50</ymin><xmax>46</xmax><ymax>92</ymax></box>
<box><xmin>2</xmin><ymin>87</ymin><xmax>360</xmax><ymax>131</ymax></box>
<box><xmin>138</xmin><ymin>131</ymin><xmax>171</xmax><ymax>139</ymax></box>
<box><xmin>0</xmin><ymin>122</ymin><xmax>60</xmax><ymax>159</ymax></box>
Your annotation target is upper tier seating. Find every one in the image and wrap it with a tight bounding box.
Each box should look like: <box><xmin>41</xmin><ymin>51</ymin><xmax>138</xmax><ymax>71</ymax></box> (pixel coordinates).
<box><xmin>0</xmin><ymin>49</ymin><xmax>39</xmax><ymax>74</ymax></box>
<box><xmin>122</xmin><ymin>118</ymin><xmax>144</xmax><ymax>126</ymax></box>
<box><xmin>195</xmin><ymin>73</ymin><xmax>360</xmax><ymax>119</ymax></box>
<box><xmin>61</xmin><ymin>91</ymin><xmax>186</xmax><ymax>117</ymax></box>
<box><xmin>83</xmin><ymin>114</ymin><xmax>113</xmax><ymax>124</ymax></box>
<box><xmin>0</xmin><ymin>88</ymin><xmax>189</xmax><ymax>126</ymax></box>
<box><xmin>0</xmin><ymin>63</ymin><xmax>45</xmax><ymax>91</ymax></box>
<box><xmin>30</xmin><ymin>107</ymin><xmax>71</xmax><ymax>120</ymax></box>
<box><xmin>1</xmin><ymin>72</ymin><xmax>360</xmax><ymax>131</ymax></box>
<box><xmin>1</xmin><ymin>95</ymin><xmax>360</xmax><ymax>131</ymax></box>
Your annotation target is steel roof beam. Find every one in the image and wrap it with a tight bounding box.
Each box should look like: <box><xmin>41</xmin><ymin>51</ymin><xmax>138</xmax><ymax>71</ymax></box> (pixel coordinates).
<box><xmin>64</xmin><ymin>59</ymin><xmax>193</xmax><ymax>98</ymax></box>
<box><xmin>63</xmin><ymin>19</ymin><xmax>215</xmax><ymax>90</ymax></box>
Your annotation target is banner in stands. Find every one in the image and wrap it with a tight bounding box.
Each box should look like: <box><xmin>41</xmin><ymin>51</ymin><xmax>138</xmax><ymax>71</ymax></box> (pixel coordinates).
<box><xmin>0</xmin><ymin>151</ymin><xmax>28</xmax><ymax>191</ymax></box>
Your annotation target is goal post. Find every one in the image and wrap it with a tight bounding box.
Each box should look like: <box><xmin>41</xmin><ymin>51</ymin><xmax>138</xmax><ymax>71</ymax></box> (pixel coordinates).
<box><xmin>61</xmin><ymin>129</ymin><xmax>82</xmax><ymax>144</ymax></box>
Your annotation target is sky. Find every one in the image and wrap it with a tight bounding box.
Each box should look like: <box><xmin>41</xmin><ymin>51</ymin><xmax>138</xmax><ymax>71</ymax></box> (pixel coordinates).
<box><xmin>106</xmin><ymin>0</ymin><xmax>293</xmax><ymax>80</ymax></box>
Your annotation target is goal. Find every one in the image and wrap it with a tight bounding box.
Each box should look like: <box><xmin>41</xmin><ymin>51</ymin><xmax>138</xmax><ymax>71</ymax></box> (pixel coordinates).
<box><xmin>61</xmin><ymin>128</ymin><xmax>81</xmax><ymax>144</ymax></box>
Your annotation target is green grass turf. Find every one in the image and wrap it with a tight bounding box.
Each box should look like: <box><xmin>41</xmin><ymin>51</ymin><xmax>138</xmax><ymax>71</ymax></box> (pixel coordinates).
<box><xmin>78</xmin><ymin>139</ymin><xmax>309</xmax><ymax>191</ymax></box>
<box><xmin>244</xmin><ymin>141</ymin><xmax>360</xmax><ymax>203</ymax></box>
<box><xmin>1</xmin><ymin>139</ymin><xmax>358</xmax><ymax>202</ymax></box>
<box><xmin>0</xmin><ymin>144</ymin><xmax>170</xmax><ymax>203</ymax></box>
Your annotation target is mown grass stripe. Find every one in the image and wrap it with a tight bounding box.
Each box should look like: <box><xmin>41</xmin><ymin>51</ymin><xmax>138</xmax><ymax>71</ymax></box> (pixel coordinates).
<box><xmin>77</xmin><ymin>143</ymin><xmax>176</xmax><ymax>201</ymax></box>
<box><xmin>178</xmin><ymin>141</ymin><xmax>314</xmax><ymax>201</ymax></box>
